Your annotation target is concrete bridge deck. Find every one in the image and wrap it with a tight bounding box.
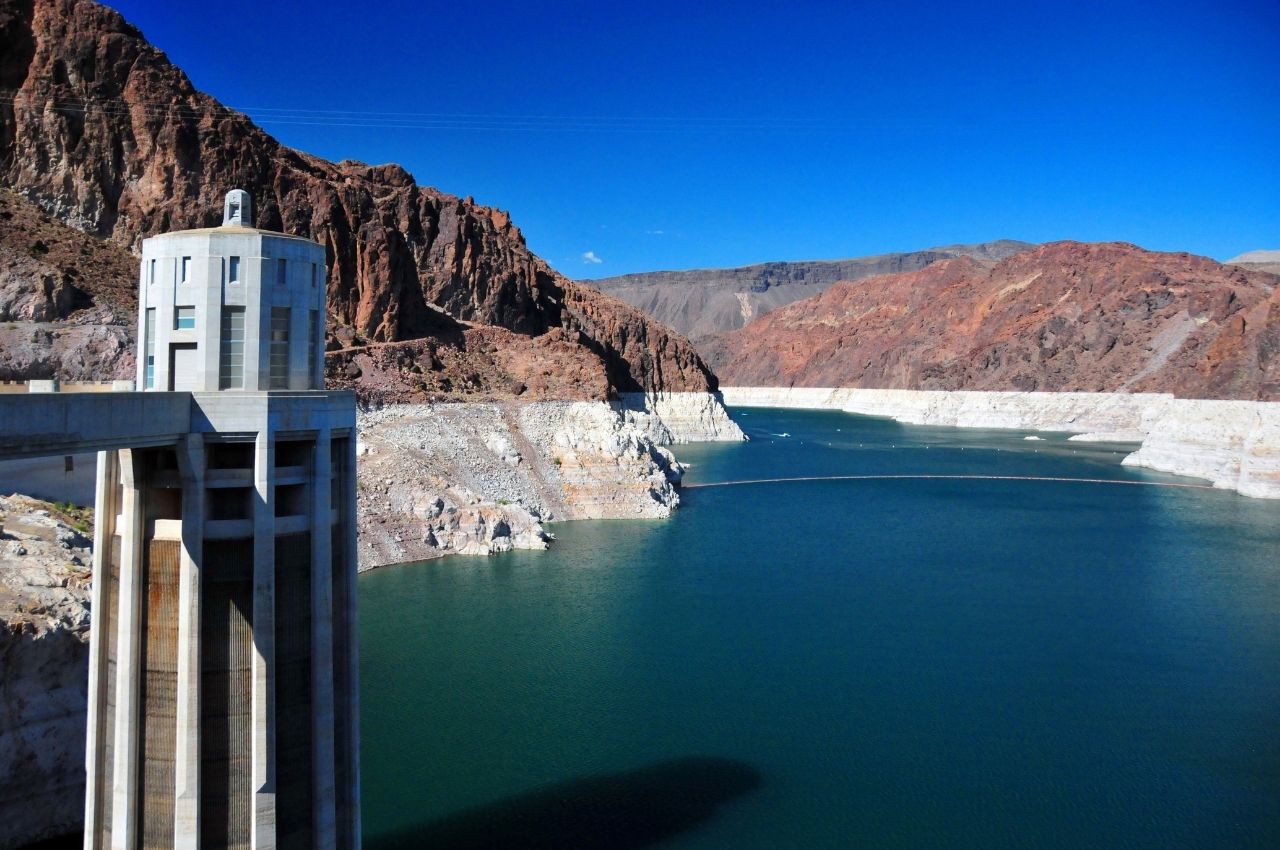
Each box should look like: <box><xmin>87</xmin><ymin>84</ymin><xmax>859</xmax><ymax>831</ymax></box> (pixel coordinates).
<box><xmin>0</xmin><ymin>390</ymin><xmax>356</xmax><ymax>460</ymax></box>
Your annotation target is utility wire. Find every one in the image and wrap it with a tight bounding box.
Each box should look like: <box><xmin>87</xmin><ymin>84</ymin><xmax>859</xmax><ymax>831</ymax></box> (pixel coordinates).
<box><xmin>0</xmin><ymin>89</ymin><xmax>831</xmax><ymax>133</ymax></box>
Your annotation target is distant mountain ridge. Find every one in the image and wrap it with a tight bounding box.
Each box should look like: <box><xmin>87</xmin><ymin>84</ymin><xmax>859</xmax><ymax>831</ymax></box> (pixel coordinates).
<box><xmin>586</xmin><ymin>240</ymin><xmax>1033</xmax><ymax>342</ymax></box>
<box><xmin>1227</xmin><ymin>250</ymin><xmax>1280</xmax><ymax>276</ymax></box>
<box><xmin>702</xmin><ymin>241</ymin><xmax>1280</xmax><ymax>401</ymax></box>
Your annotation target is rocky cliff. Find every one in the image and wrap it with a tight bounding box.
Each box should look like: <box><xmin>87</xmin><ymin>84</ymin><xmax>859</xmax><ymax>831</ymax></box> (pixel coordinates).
<box><xmin>706</xmin><ymin>242</ymin><xmax>1280</xmax><ymax>401</ymax></box>
<box><xmin>0</xmin><ymin>188</ymin><xmax>134</xmax><ymax>379</ymax></box>
<box><xmin>0</xmin><ymin>494</ymin><xmax>92</xmax><ymax>850</ymax></box>
<box><xmin>0</xmin><ymin>0</ymin><xmax>718</xmax><ymax>397</ymax></box>
<box><xmin>354</xmin><ymin>394</ymin><xmax>743</xmax><ymax>569</ymax></box>
<box><xmin>588</xmin><ymin>240</ymin><xmax>1032</xmax><ymax>343</ymax></box>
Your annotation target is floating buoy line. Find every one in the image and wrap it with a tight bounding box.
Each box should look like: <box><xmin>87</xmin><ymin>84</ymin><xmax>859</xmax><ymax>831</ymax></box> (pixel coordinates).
<box><xmin>681</xmin><ymin>474</ymin><xmax>1215</xmax><ymax>491</ymax></box>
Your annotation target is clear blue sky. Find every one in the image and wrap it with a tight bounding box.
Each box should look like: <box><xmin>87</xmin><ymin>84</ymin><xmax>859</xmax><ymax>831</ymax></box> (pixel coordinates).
<box><xmin>112</xmin><ymin>0</ymin><xmax>1279</xmax><ymax>278</ymax></box>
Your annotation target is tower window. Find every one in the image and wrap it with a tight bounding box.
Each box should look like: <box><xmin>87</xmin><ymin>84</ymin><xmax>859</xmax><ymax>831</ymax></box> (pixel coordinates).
<box><xmin>229</xmin><ymin>256</ymin><xmax>240</xmax><ymax>284</ymax></box>
<box><xmin>308</xmin><ymin>309</ymin><xmax>318</xmax><ymax>386</ymax></box>
<box><xmin>175</xmin><ymin>307</ymin><xmax>196</xmax><ymax>330</ymax></box>
<box><xmin>276</xmin><ymin>258</ymin><xmax>287</xmax><ymax>286</ymax></box>
<box><xmin>270</xmin><ymin>307</ymin><xmax>290</xmax><ymax>389</ymax></box>
<box><xmin>181</xmin><ymin>256</ymin><xmax>191</xmax><ymax>283</ymax></box>
<box><xmin>144</xmin><ymin>308</ymin><xmax>156</xmax><ymax>389</ymax></box>
<box><xmin>219</xmin><ymin>307</ymin><xmax>245</xmax><ymax>389</ymax></box>
<box><xmin>149</xmin><ymin>259</ymin><xmax>156</xmax><ymax>285</ymax></box>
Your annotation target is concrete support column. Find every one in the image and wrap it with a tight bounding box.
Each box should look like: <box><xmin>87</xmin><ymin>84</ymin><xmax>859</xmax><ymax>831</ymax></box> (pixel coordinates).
<box><xmin>310</xmin><ymin>428</ymin><xmax>337</xmax><ymax>849</ymax></box>
<box><xmin>84</xmin><ymin>449</ymin><xmax>120</xmax><ymax>850</ymax></box>
<box><xmin>342</xmin><ymin>433</ymin><xmax>361</xmax><ymax>850</ymax></box>
<box><xmin>174</xmin><ymin>435</ymin><xmax>205</xmax><ymax>848</ymax></box>
<box><xmin>109</xmin><ymin>450</ymin><xmax>144</xmax><ymax>850</ymax></box>
<box><xmin>251</xmin><ymin>431</ymin><xmax>277</xmax><ymax>850</ymax></box>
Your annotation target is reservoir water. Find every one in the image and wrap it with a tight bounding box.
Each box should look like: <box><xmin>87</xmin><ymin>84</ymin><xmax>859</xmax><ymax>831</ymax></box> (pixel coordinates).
<box><xmin>359</xmin><ymin>407</ymin><xmax>1280</xmax><ymax>849</ymax></box>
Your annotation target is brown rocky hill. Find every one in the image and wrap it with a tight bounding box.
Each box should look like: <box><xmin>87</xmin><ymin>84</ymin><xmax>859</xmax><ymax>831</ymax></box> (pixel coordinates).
<box><xmin>0</xmin><ymin>187</ymin><xmax>134</xmax><ymax>379</ymax></box>
<box><xmin>587</xmin><ymin>240</ymin><xmax>1032</xmax><ymax>344</ymax></box>
<box><xmin>703</xmin><ymin>242</ymin><xmax>1280</xmax><ymax>401</ymax></box>
<box><xmin>0</xmin><ymin>0</ymin><xmax>715</xmax><ymax>397</ymax></box>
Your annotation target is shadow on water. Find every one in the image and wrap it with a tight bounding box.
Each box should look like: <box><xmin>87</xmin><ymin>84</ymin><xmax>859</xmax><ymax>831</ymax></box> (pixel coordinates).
<box><xmin>16</xmin><ymin>835</ymin><xmax>81</xmax><ymax>850</ymax></box>
<box><xmin>367</xmin><ymin>756</ymin><xmax>762</xmax><ymax>850</ymax></box>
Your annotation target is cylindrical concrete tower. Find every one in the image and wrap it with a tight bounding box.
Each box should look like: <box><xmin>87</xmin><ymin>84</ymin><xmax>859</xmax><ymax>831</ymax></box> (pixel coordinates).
<box><xmin>86</xmin><ymin>192</ymin><xmax>360</xmax><ymax>850</ymax></box>
<box><xmin>136</xmin><ymin>193</ymin><xmax>327</xmax><ymax>393</ymax></box>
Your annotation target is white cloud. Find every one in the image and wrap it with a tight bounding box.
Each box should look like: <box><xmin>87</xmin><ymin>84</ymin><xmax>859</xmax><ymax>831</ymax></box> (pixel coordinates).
<box><xmin>581</xmin><ymin>251</ymin><xmax>603</xmax><ymax>264</ymax></box>
<box><xmin>645</xmin><ymin>229</ymin><xmax>665</xmax><ymax>236</ymax></box>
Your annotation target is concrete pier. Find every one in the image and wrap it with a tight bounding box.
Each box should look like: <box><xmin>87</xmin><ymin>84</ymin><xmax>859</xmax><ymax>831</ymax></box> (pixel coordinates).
<box><xmin>0</xmin><ymin>190</ymin><xmax>360</xmax><ymax>849</ymax></box>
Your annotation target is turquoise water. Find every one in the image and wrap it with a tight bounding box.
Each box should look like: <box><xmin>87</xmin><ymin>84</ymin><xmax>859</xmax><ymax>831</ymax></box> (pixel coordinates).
<box><xmin>359</xmin><ymin>407</ymin><xmax>1280</xmax><ymax>849</ymax></box>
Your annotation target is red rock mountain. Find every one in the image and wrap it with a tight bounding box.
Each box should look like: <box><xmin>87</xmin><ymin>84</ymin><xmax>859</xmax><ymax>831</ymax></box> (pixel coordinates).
<box><xmin>703</xmin><ymin>242</ymin><xmax>1280</xmax><ymax>401</ymax></box>
<box><xmin>0</xmin><ymin>0</ymin><xmax>716</xmax><ymax>397</ymax></box>
<box><xmin>0</xmin><ymin>187</ymin><xmax>136</xmax><ymax>379</ymax></box>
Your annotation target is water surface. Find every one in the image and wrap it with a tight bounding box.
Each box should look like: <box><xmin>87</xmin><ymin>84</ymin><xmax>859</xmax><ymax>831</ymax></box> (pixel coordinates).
<box><xmin>360</xmin><ymin>407</ymin><xmax>1280</xmax><ymax>848</ymax></box>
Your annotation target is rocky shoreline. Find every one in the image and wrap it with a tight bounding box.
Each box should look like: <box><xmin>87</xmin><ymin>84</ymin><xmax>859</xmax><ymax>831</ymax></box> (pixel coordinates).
<box><xmin>0</xmin><ymin>496</ymin><xmax>93</xmax><ymax>850</ymax></box>
<box><xmin>355</xmin><ymin>392</ymin><xmax>744</xmax><ymax>569</ymax></box>
<box><xmin>720</xmin><ymin>387</ymin><xmax>1280</xmax><ymax>499</ymax></box>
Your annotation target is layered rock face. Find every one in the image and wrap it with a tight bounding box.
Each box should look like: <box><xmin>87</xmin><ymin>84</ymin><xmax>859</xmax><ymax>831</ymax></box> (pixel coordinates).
<box><xmin>0</xmin><ymin>0</ymin><xmax>718</xmax><ymax>397</ymax></box>
<box><xmin>0</xmin><ymin>189</ymin><xmax>134</xmax><ymax>380</ymax></box>
<box><xmin>324</xmin><ymin>325</ymin><xmax>614</xmax><ymax>405</ymax></box>
<box><xmin>613</xmin><ymin>391</ymin><xmax>746</xmax><ymax>444</ymax></box>
<box><xmin>706</xmin><ymin>242</ymin><xmax>1280</xmax><ymax>401</ymax></box>
<box><xmin>355</xmin><ymin>401</ymin><xmax>693</xmax><ymax>569</ymax></box>
<box><xmin>588</xmin><ymin>240</ymin><xmax>1031</xmax><ymax>343</ymax></box>
<box><xmin>0</xmin><ymin>494</ymin><xmax>93</xmax><ymax>850</ymax></box>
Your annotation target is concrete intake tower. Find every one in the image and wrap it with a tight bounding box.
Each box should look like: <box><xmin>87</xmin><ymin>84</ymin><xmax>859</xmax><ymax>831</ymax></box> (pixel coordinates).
<box><xmin>77</xmin><ymin>190</ymin><xmax>361</xmax><ymax>849</ymax></box>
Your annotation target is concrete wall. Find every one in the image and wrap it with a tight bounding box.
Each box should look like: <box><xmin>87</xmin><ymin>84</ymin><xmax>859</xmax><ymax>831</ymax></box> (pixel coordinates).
<box><xmin>138</xmin><ymin>228</ymin><xmax>326</xmax><ymax>393</ymax></box>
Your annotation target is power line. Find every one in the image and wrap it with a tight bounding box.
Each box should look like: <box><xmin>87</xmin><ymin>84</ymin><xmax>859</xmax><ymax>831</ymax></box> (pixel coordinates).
<box><xmin>0</xmin><ymin>89</ymin><xmax>833</xmax><ymax>134</ymax></box>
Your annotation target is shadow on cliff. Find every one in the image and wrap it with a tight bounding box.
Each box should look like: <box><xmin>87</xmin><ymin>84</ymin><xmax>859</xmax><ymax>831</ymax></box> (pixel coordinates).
<box><xmin>365</xmin><ymin>756</ymin><xmax>762</xmax><ymax>850</ymax></box>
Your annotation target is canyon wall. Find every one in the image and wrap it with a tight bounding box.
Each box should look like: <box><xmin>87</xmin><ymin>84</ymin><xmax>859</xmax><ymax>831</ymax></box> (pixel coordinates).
<box><xmin>588</xmin><ymin>240</ymin><xmax>1031</xmax><ymax>342</ymax></box>
<box><xmin>0</xmin><ymin>0</ymin><xmax>720</xmax><ymax>400</ymax></box>
<box><xmin>706</xmin><ymin>242</ymin><xmax>1280</xmax><ymax>401</ymax></box>
<box><xmin>720</xmin><ymin>387</ymin><xmax>1280</xmax><ymax>499</ymax></box>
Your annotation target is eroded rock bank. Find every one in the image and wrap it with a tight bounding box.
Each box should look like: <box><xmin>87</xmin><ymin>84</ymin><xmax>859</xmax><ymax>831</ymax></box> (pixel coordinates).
<box><xmin>355</xmin><ymin>393</ymin><xmax>744</xmax><ymax>569</ymax></box>
<box><xmin>0</xmin><ymin>496</ymin><xmax>93</xmax><ymax>850</ymax></box>
<box><xmin>720</xmin><ymin>387</ymin><xmax>1280</xmax><ymax>499</ymax></box>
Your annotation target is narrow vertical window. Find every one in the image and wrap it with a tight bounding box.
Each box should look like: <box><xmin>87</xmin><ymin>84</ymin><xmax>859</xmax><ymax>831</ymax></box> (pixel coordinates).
<box><xmin>270</xmin><ymin>307</ymin><xmax>290</xmax><ymax>389</ymax></box>
<box><xmin>144</xmin><ymin>308</ymin><xmax>156</xmax><ymax>389</ymax></box>
<box><xmin>229</xmin><ymin>256</ymin><xmax>240</xmax><ymax>284</ymax></box>
<box><xmin>276</xmin><ymin>258</ymin><xmax>286</xmax><ymax>286</ymax></box>
<box><xmin>149</xmin><ymin>259</ymin><xmax>156</xmax><ymax>285</ymax></box>
<box><xmin>181</xmin><ymin>256</ymin><xmax>191</xmax><ymax>283</ymax></box>
<box><xmin>308</xmin><ymin>309</ymin><xmax>318</xmax><ymax>387</ymax></box>
<box><xmin>219</xmin><ymin>307</ymin><xmax>245</xmax><ymax>389</ymax></box>
<box><xmin>310</xmin><ymin>263</ymin><xmax>317</xmax><ymax>288</ymax></box>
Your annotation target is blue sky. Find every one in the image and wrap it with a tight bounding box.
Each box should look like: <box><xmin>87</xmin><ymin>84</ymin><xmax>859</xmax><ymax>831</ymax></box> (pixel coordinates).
<box><xmin>112</xmin><ymin>0</ymin><xmax>1278</xmax><ymax>277</ymax></box>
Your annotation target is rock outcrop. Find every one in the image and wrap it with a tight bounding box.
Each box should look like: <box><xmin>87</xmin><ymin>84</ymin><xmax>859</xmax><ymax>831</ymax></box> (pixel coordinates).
<box><xmin>0</xmin><ymin>189</ymin><xmax>134</xmax><ymax>380</ymax></box>
<box><xmin>354</xmin><ymin>401</ymin><xmax>692</xmax><ymax>569</ymax></box>
<box><xmin>0</xmin><ymin>494</ymin><xmax>93</xmax><ymax>850</ymax></box>
<box><xmin>705</xmin><ymin>242</ymin><xmax>1280</xmax><ymax>401</ymax></box>
<box><xmin>614</xmin><ymin>391</ymin><xmax>747</xmax><ymax>444</ymax></box>
<box><xmin>588</xmin><ymin>240</ymin><xmax>1032</xmax><ymax>343</ymax></box>
<box><xmin>0</xmin><ymin>0</ymin><xmax>719</xmax><ymax>399</ymax></box>
<box><xmin>324</xmin><ymin>324</ymin><xmax>614</xmax><ymax>406</ymax></box>
<box><xmin>720</xmin><ymin>387</ymin><xmax>1280</xmax><ymax>499</ymax></box>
